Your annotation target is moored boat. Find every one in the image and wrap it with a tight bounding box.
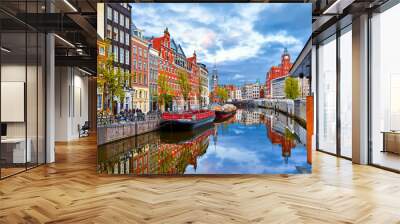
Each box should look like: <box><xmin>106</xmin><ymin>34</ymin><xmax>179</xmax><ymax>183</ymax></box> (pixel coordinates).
<box><xmin>161</xmin><ymin>110</ymin><xmax>215</xmax><ymax>130</ymax></box>
<box><xmin>212</xmin><ymin>104</ymin><xmax>237</xmax><ymax>121</ymax></box>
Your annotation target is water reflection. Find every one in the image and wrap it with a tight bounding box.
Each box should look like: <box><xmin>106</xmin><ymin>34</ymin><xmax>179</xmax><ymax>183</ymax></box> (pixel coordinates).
<box><xmin>98</xmin><ymin>108</ymin><xmax>311</xmax><ymax>175</ymax></box>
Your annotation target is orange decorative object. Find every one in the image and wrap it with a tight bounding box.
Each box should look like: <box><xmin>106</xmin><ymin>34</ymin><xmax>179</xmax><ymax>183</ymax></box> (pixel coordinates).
<box><xmin>306</xmin><ymin>95</ymin><xmax>314</xmax><ymax>164</ymax></box>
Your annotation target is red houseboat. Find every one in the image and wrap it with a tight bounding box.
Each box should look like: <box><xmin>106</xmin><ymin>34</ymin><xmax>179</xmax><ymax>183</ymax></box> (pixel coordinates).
<box><xmin>161</xmin><ymin>110</ymin><xmax>215</xmax><ymax>130</ymax></box>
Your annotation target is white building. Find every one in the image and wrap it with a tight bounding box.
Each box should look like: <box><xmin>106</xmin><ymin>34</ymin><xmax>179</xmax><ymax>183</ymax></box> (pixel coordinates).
<box><xmin>235</xmin><ymin>88</ymin><xmax>242</xmax><ymax>100</ymax></box>
<box><xmin>198</xmin><ymin>63</ymin><xmax>209</xmax><ymax>107</ymax></box>
<box><xmin>252</xmin><ymin>83</ymin><xmax>260</xmax><ymax>99</ymax></box>
<box><xmin>271</xmin><ymin>76</ymin><xmax>286</xmax><ymax>99</ymax></box>
<box><xmin>298</xmin><ymin>77</ymin><xmax>310</xmax><ymax>98</ymax></box>
<box><xmin>241</xmin><ymin>83</ymin><xmax>260</xmax><ymax>100</ymax></box>
<box><xmin>229</xmin><ymin>89</ymin><xmax>235</xmax><ymax>101</ymax></box>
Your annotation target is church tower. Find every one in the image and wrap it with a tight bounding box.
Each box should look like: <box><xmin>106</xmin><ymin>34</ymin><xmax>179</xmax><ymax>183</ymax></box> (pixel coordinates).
<box><xmin>281</xmin><ymin>47</ymin><xmax>291</xmax><ymax>74</ymax></box>
<box><xmin>211</xmin><ymin>61</ymin><xmax>218</xmax><ymax>92</ymax></box>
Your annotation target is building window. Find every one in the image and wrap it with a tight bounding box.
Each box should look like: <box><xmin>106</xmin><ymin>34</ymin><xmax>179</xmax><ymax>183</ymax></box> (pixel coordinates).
<box><xmin>113</xmin><ymin>27</ymin><xmax>118</xmax><ymax>41</ymax></box>
<box><xmin>139</xmin><ymin>48</ymin><xmax>142</xmax><ymax>57</ymax></box>
<box><xmin>113</xmin><ymin>10</ymin><xmax>118</xmax><ymax>24</ymax></box>
<box><xmin>317</xmin><ymin>35</ymin><xmax>337</xmax><ymax>155</ymax></box>
<box><xmin>370</xmin><ymin>4</ymin><xmax>400</xmax><ymax>171</ymax></box>
<box><xmin>133</xmin><ymin>59</ymin><xmax>136</xmax><ymax>69</ymax></box>
<box><xmin>120</xmin><ymin>14</ymin><xmax>124</xmax><ymax>27</ymax></box>
<box><xmin>106</xmin><ymin>24</ymin><xmax>112</xmax><ymax>39</ymax></box>
<box><xmin>113</xmin><ymin>45</ymin><xmax>118</xmax><ymax>62</ymax></box>
<box><xmin>133</xmin><ymin>46</ymin><xmax>136</xmax><ymax>54</ymax></box>
<box><xmin>125</xmin><ymin>50</ymin><xmax>130</xmax><ymax>65</ymax></box>
<box><xmin>120</xmin><ymin>30</ymin><xmax>124</xmax><ymax>44</ymax></box>
<box><xmin>108</xmin><ymin>44</ymin><xmax>112</xmax><ymax>56</ymax></box>
<box><xmin>144</xmin><ymin>62</ymin><xmax>146</xmax><ymax>71</ymax></box>
<box><xmin>125</xmin><ymin>17</ymin><xmax>129</xmax><ymax>29</ymax></box>
<box><xmin>339</xmin><ymin>26</ymin><xmax>352</xmax><ymax>158</ymax></box>
<box><xmin>107</xmin><ymin>6</ymin><xmax>112</xmax><ymax>20</ymax></box>
<box><xmin>120</xmin><ymin>48</ymin><xmax>124</xmax><ymax>64</ymax></box>
<box><xmin>125</xmin><ymin>33</ymin><xmax>129</xmax><ymax>46</ymax></box>
<box><xmin>99</xmin><ymin>46</ymin><xmax>105</xmax><ymax>56</ymax></box>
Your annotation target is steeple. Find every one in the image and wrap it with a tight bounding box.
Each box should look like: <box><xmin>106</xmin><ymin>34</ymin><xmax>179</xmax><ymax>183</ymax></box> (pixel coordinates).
<box><xmin>213</xmin><ymin>59</ymin><xmax>217</xmax><ymax>70</ymax></box>
<box><xmin>283</xmin><ymin>47</ymin><xmax>288</xmax><ymax>55</ymax></box>
<box><xmin>281</xmin><ymin>47</ymin><xmax>290</xmax><ymax>63</ymax></box>
<box><xmin>164</xmin><ymin>27</ymin><xmax>170</xmax><ymax>37</ymax></box>
<box><xmin>211</xmin><ymin>59</ymin><xmax>218</xmax><ymax>93</ymax></box>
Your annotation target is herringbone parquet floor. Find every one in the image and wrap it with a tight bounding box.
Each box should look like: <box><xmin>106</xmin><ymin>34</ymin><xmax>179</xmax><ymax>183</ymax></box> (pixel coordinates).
<box><xmin>1</xmin><ymin>135</ymin><xmax>400</xmax><ymax>224</ymax></box>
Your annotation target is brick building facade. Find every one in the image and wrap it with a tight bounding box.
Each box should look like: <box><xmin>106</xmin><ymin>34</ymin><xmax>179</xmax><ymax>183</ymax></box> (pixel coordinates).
<box><xmin>151</xmin><ymin>28</ymin><xmax>201</xmax><ymax>111</ymax></box>
<box><xmin>131</xmin><ymin>24</ymin><xmax>150</xmax><ymax>113</ymax></box>
<box><xmin>266</xmin><ymin>48</ymin><xmax>292</xmax><ymax>98</ymax></box>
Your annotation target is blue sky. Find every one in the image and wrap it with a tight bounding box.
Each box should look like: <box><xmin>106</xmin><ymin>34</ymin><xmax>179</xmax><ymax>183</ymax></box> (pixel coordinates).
<box><xmin>130</xmin><ymin>3</ymin><xmax>311</xmax><ymax>85</ymax></box>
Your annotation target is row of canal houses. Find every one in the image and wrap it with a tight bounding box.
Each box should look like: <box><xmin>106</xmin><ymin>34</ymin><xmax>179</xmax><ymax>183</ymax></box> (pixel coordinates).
<box><xmin>97</xmin><ymin>3</ymin><xmax>209</xmax><ymax>114</ymax></box>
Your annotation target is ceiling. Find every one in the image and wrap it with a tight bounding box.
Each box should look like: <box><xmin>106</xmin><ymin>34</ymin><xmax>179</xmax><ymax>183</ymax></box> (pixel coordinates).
<box><xmin>0</xmin><ymin>0</ymin><xmax>97</xmax><ymax>74</ymax></box>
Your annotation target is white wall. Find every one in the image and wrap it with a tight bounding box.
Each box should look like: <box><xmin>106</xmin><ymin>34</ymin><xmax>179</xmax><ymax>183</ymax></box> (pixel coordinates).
<box><xmin>1</xmin><ymin>64</ymin><xmax>26</xmax><ymax>138</ymax></box>
<box><xmin>55</xmin><ymin>67</ymin><xmax>89</xmax><ymax>141</ymax></box>
<box><xmin>97</xmin><ymin>3</ymin><xmax>105</xmax><ymax>39</ymax></box>
<box><xmin>1</xmin><ymin>62</ymin><xmax>46</xmax><ymax>164</ymax></box>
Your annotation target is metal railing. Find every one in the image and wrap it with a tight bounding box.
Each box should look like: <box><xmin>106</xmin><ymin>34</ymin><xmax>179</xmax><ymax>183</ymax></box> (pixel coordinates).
<box><xmin>97</xmin><ymin>111</ymin><xmax>161</xmax><ymax>126</ymax></box>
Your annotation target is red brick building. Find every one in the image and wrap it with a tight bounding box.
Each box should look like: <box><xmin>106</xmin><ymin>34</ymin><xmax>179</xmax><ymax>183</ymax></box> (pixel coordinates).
<box><xmin>151</xmin><ymin>27</ymin><xmax>201</xmax><ymax>110</ymax></box>
<box><xmin>265</xmin><ymin>48</ymin><xmax>292</xmax><ymax>98</ymax></box>
<box><xmin>187</xmin><ymin>52</ymin><xmax>200</xmax><ymax>107</ymax></box>
<box><xmin>151</xmin><ymin>28</ymin><xmax>177</xmax><ymax>94</ymax></box>
<box><xmin>131</xmin><ymin>25</ymin><xmax>150</xmax><ymax>112</ymax></box>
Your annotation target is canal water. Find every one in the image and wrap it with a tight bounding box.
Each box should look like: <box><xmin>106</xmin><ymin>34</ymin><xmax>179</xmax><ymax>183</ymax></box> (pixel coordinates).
<box><xmin>97</xmin><ymin>108</ymin><xmax>311</xmax><ymax>175</ymax></box>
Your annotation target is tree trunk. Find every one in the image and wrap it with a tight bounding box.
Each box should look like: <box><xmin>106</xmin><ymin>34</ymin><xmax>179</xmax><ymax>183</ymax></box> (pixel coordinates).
<box><xmin>110</xmin><ymin>93</ymin><xmax>114</xmax><ymax>115</ymax></box>
<box><xmin>103</xmin><ymin>84</ymin><xmax>108</xmax><ymax>112</ymax></box>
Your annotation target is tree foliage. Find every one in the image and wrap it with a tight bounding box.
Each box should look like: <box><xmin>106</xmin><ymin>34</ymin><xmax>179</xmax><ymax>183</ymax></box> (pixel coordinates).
<box><xmin>97</xmin><ymin>40</ymin><xmax>127</xmax><ymax>114</ymax></box>
<box><xmin>216</xmin><ymin>87</ymin><xmax>229</xmax><ymax>103</ymax></box>
<box><xmin>157</xmin><ymin>71</ymin><xmax>172</xmax><ymax>111</ymax></box>
<box><xmin>198</xmin><ymin>76</ymin><xmax>204</xmax><ymax>107</ymax></box>
<box><xmin>284</xmin><ymin>77</ymin><xmax>300</xmax><ymax>100</ymax></box>
<box><xmin>177</xmin><ymin>68</ymin><xmax>191</xmax><ymax>110</ymax></box>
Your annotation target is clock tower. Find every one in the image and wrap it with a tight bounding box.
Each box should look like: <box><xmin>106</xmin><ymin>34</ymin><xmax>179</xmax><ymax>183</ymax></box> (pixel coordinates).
<box><xmin>281</xmin><ymin>48</ymin><xmax>291</xmax><ymax>74</ymax></box>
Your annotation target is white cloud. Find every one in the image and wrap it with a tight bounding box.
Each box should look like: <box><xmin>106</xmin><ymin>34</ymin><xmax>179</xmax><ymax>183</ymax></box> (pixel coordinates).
<box><xmin>233</xmin><ymin>74</ymin><xmax>244</xmax><ymax>80</ymax></box>
<box><xmin>132</xmin><ymin>3</ymin><xmax>305</xmax><ymax>65</ymax></box>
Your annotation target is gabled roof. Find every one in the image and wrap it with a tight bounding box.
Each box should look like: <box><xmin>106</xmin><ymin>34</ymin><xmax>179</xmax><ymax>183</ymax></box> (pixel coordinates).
<box><xmin>178</xmin><ymin>44</ymin><xmax>186</xmax><ymax>57</ymax></box>
<box><xmin>170</xmin><ymin>39</ymin><xmax>178</xmax><ymax>51</ymax></box>
<box><xmin>131</xmin><ymin>23</ymin><xmax>138</xmax><ymax>31</ymax></box>
<box><xmin>170</xmin><ymin>39</ymin><xmax>186</xmax><ymax>57</ymax></box>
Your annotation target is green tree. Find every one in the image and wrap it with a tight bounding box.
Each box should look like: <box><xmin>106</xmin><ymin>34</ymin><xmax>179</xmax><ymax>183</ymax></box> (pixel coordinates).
<box><xmin>177</xmin><ymin>68</ymin><xmax>191</xmax><ymax>110</ymax></box>
<box><xmin>216</xmin><ymin>87</ymin><xmax>228</xmax><ymax>103</ymax></box>
<box><xmin>114</xmin><ymin>67</ymin><xmax>128</xmax><ymax>107</ymax></box>
<box><xmin>284</xmin><ymin>77</ymin><xmax>300</xmax><ymax>100</ymax></box>
<box><xmin>97</xmin><ymin>41</ymin><xmax>126</xmax><ymax>114</ymax></box>
<box><xmin>157</xmin><ymin>72</ymin><xmax>172</xmax><ymax>112</ymax></box>
<box><xmin>198</xmin><ymin>76</ymin><xmax>203</xmax><ymax>108</ymax></box>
